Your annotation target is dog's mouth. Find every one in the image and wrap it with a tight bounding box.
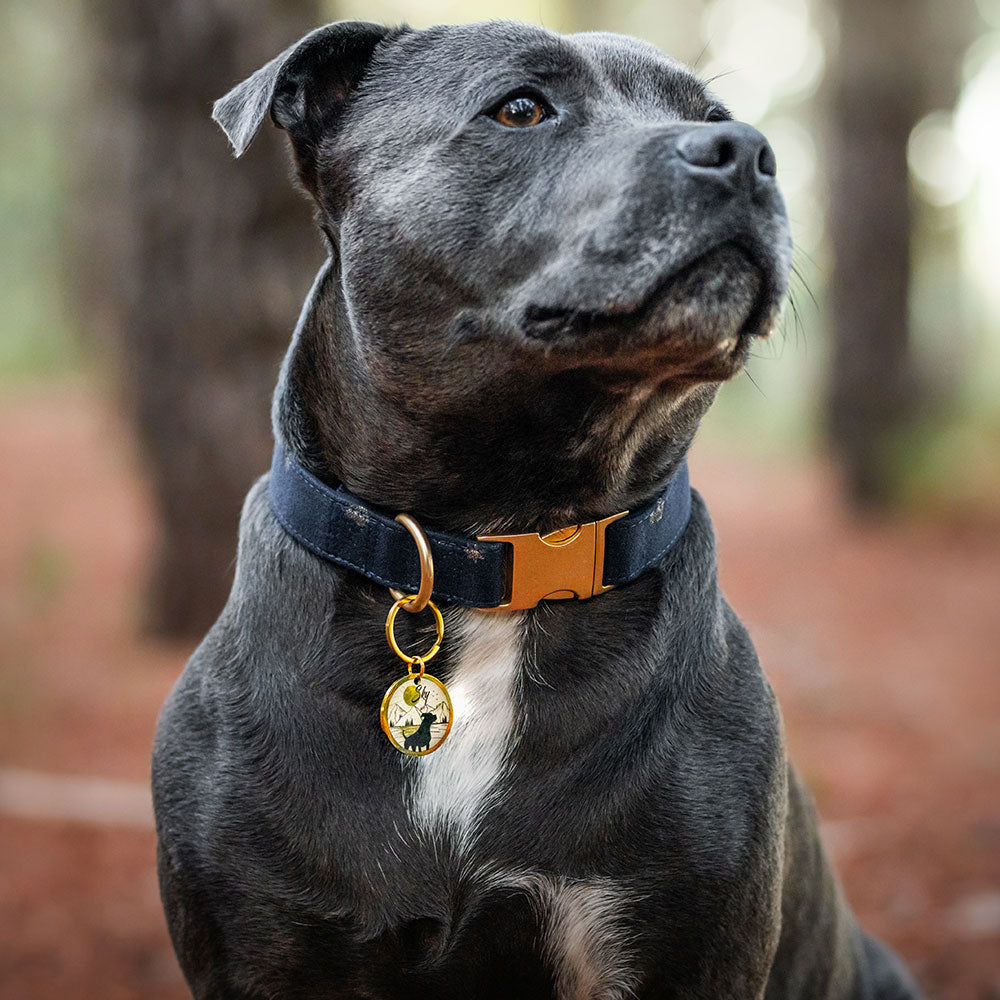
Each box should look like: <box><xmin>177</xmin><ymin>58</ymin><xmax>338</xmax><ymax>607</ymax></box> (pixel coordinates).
<box><xmin>521</xmin><ymin>243</ymin><xmax>778</xmax><ymax>379</ymax></box>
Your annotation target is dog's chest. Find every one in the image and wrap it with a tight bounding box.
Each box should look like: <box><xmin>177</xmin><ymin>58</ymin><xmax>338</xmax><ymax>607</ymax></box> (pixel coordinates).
<box><xmin>408</xmin><ymin>612</ymin><xmax>523</xmax><ymax>845</ymax></box>
<box><xmin>400</xmin><ymin>611</ymin><xmax>638</xmax><ymax>999</ymax></box>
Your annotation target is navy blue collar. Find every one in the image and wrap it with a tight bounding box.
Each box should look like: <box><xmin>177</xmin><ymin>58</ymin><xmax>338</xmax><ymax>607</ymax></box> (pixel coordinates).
<box><xmin>268</xmin><ymin>443</ymin><xmax>691</xmax><ymax>610</ymax></box>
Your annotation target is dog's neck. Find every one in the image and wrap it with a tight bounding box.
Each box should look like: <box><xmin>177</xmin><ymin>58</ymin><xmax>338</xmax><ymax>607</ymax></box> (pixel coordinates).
<box><xmin>272</xmin><ymin>262</ymin><xmax>717</xmax><ymax>536</ymax></box>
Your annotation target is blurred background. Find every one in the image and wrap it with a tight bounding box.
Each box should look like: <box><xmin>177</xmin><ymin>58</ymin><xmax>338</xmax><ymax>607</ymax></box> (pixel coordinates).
<box><xmin>0</xmin><ymin>0</ymin><xmax>998</xmax><ymax>996</ymax></box>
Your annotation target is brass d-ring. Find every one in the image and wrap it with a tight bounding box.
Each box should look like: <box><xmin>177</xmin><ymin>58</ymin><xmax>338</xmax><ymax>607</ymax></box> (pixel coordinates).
<box><xmin>385</xmin><ymin>597</ymin><xmax>444</xmax><ymax>665</ymax></box>
<box><xmin>390</xmin><ymin>513</ymin><xmax>434</xmax><ymax>613</ymax></box>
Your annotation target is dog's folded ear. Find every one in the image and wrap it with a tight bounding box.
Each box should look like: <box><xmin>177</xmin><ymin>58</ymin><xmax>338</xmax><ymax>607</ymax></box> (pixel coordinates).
<box><xmin>212</xmin><ymin>20</ymin><xmax>400</xmax><ymax>187</ymax></box>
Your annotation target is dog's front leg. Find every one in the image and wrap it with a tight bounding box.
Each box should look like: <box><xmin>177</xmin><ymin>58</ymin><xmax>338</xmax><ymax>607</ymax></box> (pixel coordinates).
<box><xmin>765</xmin><ymin>768</ymin><xmax>923</xmax><ymax>1000</ymax></box>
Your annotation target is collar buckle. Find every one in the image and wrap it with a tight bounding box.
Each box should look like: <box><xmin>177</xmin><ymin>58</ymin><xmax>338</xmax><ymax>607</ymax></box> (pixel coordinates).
<box><xmin>478</xmin><ymin>510</ymin><xmax>628</xmax><ymax>611</ymax></box>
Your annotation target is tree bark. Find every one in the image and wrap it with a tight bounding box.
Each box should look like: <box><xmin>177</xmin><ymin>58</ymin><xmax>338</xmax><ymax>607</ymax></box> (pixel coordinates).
<box><xmin>825</xmin><ymin>0</ymin><xmax>970</xmax><ymax>508</ymax></box>
<box><xmin>76</xmin><ymin>0</ymin><xmax>325</xmax><ymax>636</ymax></box>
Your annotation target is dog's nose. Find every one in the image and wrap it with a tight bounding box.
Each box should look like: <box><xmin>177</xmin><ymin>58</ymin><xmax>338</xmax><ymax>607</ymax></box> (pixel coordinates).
<box><xmin>675</xmin><ymin>122</ymin><xmax>777</xmax><ymax>193</ymax></box>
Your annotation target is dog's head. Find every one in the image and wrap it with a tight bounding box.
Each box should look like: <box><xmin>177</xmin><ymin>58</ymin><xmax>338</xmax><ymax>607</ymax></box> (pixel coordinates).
<box><xmin>215</xmin><ymin>20</ymin><xmax>791</xmax><ymax>531</ymax></box>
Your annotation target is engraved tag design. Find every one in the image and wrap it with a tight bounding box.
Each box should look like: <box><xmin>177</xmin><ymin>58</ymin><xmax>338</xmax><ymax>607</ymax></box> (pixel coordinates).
<box><xmin>380</xmin><ymin>673</ymin><xmax>453</xmax><ymax>756</ymax></box>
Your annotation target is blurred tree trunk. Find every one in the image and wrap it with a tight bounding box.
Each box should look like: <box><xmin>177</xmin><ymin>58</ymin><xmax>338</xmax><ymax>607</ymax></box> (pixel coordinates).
<box><xmin>76</xmin><ymin>0</ymin><xmax>325</xmax><ymax>637</ymax></box>
<box><xmin>826</xmin><ymin>0</ymin><xmax>970</xmax><ymax>508</ymax></box>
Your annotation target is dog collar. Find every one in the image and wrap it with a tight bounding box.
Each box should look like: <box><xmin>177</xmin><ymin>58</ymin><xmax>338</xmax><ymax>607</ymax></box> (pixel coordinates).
<box><xmin>268</xmin><ymin>443</ymin><xmax>691</xmax><ymax>611</ymax></box>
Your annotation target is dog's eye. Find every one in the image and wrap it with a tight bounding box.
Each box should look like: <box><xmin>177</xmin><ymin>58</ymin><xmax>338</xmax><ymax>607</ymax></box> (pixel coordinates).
<box><xmin>493</xmin><ymin>95</ymin><xmax>549</xmax><ymax>128</ymax></box>
<box><xmin>705</xmin><ymin>104</ymin><xmax>732</xmax><ymax>123</ymax></box>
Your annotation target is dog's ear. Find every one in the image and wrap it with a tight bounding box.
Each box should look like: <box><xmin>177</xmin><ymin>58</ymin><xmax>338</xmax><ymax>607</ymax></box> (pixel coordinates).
<box><xmin>212</xmin><ymin>21</ymin><xmax>398</xmax><ymax>187</ymax></box>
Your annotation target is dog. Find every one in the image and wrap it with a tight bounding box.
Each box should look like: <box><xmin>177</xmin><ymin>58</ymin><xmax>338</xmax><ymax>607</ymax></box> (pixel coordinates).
<box><xmin>152</xmin><ymin>19</ymin><xmax>924</xmax><ymax>999</ymax></box>
<box><xmin>404</xmin><ymin>712</ymin><xmax>439</xmax><ymax>753</ymax></box>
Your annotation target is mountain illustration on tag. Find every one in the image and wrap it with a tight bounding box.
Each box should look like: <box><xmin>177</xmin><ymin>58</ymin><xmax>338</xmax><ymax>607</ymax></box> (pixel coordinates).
<box><xmin>379</xmin><ymin>674</ymin><xmax>453</xmax><ymax>755</ymax></box>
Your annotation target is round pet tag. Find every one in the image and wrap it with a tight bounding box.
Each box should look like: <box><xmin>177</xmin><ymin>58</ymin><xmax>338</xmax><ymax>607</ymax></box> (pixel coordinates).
<box><xmin>380</xmin><ymin>673</ymin><xmax>453</xmax><ymax>756</ymax></box>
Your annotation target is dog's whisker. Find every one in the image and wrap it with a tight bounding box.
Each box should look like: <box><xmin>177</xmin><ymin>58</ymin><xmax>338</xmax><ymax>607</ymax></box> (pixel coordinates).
<box><xmin>701</xmin><ymin>67</ymin><xmax>739</xmax><ymax>88</ymax></box>
<box><xmin>742</xmin><ymin>367</ymin><xmax>767</xmax><ymax>397</ymax></box>
<box><xmin>691</xmin><ymin>39</ymin><xmax>713</xmax><ymax>72</ymax></box>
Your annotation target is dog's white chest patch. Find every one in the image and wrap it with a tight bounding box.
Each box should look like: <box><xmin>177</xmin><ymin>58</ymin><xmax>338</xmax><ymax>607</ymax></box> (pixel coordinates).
<box><xmin>545</xmin><ymin>878</ymin><xmax>638</xmax><ymax>1000</ymax></box>
<box><xmin>509</xmin><ymin>874</ymin><xmax>636</xmax><ymax>1000</ymax></box>
<box><xmin>409</xmin><ymin>611</ymin><xmax>523</xmax><ymax>846</ymax></box>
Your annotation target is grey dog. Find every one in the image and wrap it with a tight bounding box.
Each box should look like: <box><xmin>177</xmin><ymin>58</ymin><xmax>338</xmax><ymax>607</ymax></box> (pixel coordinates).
<box><xmin>152</xmin><ymin>18</ymin><xmax>924</xmax><ymax>1000</ymax></box>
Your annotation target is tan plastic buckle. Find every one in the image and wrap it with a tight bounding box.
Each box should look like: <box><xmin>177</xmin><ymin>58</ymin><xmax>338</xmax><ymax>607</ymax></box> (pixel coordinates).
<box><xmin>478</xmin><ymin>510</ymin><xmax>628</xmax><ymax>611</ymax></box>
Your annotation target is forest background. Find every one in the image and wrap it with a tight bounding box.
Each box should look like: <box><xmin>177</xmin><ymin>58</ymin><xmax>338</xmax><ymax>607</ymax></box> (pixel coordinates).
<box><xmin>1</xmin><ymin>0</ymin><xmax>998</xmax><ymax>997</ymax></box>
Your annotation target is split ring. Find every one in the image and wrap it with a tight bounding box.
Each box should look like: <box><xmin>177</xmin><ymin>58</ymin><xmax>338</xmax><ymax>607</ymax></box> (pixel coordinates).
<box><xmin>385</xmin><ymin>597</ymin><xmax>444</xmax><ymax>665</ymax></box>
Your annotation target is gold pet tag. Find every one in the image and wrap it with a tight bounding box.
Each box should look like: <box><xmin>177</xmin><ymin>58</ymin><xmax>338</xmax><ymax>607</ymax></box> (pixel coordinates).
<box><xmin>380</xmin><ymin>671</ymin><xmax>453</xmax><ymax>756</ymax></box>
<box><xmin>381</xmin><ymin>596</ymin><xmax>453</xmax><ymax>755</ymax></box>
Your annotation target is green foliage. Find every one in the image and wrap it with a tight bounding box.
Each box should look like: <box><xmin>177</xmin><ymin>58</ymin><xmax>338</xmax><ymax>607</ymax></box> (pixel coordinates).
<box><xmin>884</xmin><ymin>405</ymin><xmax>1000</xmax><ymax>522</ymax></box>
<box><xmin>22</xmin><ymin>535</ymin><xmax>72</xmax><ymax>611</ymax></box>
<box><xmin>0</xmin><ymin>0</ymin><xmax>84</xmax><ymax>382</ymax></box>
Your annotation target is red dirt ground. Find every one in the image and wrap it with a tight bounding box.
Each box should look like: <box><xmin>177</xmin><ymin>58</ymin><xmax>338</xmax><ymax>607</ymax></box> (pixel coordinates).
<box><xmin>1</xmin><ymin>382</ymin><xmax>998</xmax><ymax>999</ymax></box>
